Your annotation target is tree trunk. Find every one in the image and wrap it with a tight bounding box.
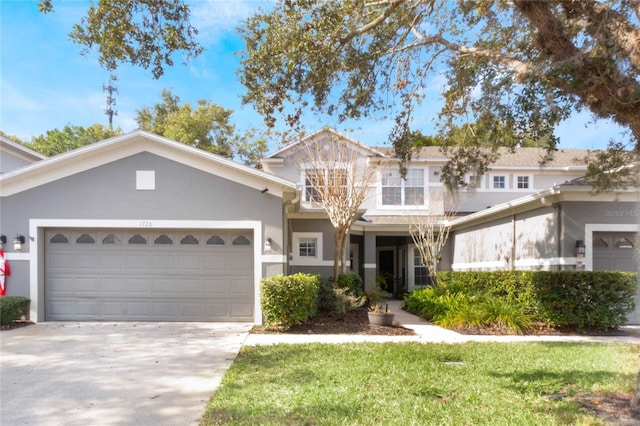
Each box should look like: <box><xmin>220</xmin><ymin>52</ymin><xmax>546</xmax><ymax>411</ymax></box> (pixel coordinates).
<box><xmin>333</xmin><ymin>229</ymin><xmax>341</xmax><ymax>286</ymax></box>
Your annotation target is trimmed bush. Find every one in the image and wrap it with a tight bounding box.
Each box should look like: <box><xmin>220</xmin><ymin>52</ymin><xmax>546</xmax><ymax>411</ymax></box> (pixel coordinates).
<box><xmin>406</xmin><ymin>271</ymin><xmax>637</xmax><ymax>332</ymax></box>
<box><xmin>261</xmin><ymin>273</ymin><xmax>321</xmax><ymax>328</ymax></box>
<box><xmin>0</xmin><ymin>296</ymin><xmax>31</xmax><ymax>326</ymax></box>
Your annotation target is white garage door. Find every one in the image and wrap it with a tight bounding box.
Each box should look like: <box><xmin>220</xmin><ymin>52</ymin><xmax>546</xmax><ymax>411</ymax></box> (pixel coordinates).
<box><xmin>45</xmin><ymin>229</ymin><xmax>254</xmax><ymax>322</ymax></box>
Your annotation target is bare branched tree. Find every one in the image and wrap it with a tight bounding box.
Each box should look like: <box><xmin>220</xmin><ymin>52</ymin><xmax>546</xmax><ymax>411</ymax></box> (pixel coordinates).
<box><xmin>408</xmin><ymin>193</ymin><xmax>457</xmax><ymax>286</ymax></box>
<box><xmin>298</xmin><ymin>132</ymin><xmax>380</xmax><ymax>284</ymax></box>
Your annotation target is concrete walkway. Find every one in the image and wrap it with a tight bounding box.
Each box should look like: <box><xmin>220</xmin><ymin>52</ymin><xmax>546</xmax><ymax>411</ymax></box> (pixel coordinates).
<box><xmin>244</xmin><ymin>299</ymin><xmax>640</xmax><ymax>346</ymax></box>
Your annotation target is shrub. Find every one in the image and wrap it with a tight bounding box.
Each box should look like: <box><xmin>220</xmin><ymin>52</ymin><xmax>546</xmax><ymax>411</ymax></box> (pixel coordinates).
<box><xmin>0</xmin><ymin>296</ymin><xmax>31</xmax><ymax>326</ymax></box>
<box><xmin>429</xmin><ymin>271</ymin><xmax>637</xmax><ymax>331</ymax></box>
<box><xmin>261</xmin><ymin>273</ymin><xmax>321</xmax><ymax>329</ymax></box>
<box><xmin>319</xmin><ymin>274</ymin><xmax>366</xmax><ymax>315</ymax></box>
<box><xmin>336</xmin><ymin>273</ymin><xmax>364</xmax><ymax>296</ymax></box>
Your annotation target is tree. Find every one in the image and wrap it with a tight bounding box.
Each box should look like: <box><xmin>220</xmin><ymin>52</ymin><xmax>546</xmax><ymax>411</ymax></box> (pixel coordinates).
<box><xmin>0</xmin><ymin>131</ymin><xmax>25</xmax><ymax>144</ymax></box>
<box><xmin>408</xmin><ymin>195</ymin><xmax>456</xmax><ymax>287</ymax></box>
<box><xmin>239</xmin><ymin>0</ymin><xmax>640</xmax><ymax>188</ymax></box>
<box><xmin>39</xmin><ymin>0</ymin><xmax>202</xmax><ymax>79</ymax></box>
<box><xmin>29</xmin><ymin>124</ymin><xmax>120</xmax><ymax>156</ymax></box>
<box><xmin>297</xmin><ymin>131</ymin><xmax>380</xmax><ymax>283</ymax></box>
<box><xmin>136</xmin><ymin>89</ymin><xmax>267</xmax><ymax>166</ymax></box>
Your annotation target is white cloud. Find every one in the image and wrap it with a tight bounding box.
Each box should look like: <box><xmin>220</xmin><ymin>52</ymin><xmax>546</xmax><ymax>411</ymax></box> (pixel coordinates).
<box><xmin>189</xmin><ymin>0</ymin><xmax>269</xmax><ymax>43</ymax></box>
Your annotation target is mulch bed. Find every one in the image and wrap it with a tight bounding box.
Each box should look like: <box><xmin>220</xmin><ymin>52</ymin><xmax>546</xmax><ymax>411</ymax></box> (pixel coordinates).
<box><xmin>252</xmin><ymin>306</ymin><xmax>416</xmax><ymax>336</ymax></box>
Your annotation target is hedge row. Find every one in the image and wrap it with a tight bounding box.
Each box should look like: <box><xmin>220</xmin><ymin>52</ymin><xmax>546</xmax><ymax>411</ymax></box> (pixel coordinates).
<box><xmin>0</xmin><ymin>296</ymin><xmax>31</xmax><ymax>326</ymax></box>
<box><xmin>407</xmin><ymin>271</ymin><xmax>637</xmax><ymax>331</ymax></box>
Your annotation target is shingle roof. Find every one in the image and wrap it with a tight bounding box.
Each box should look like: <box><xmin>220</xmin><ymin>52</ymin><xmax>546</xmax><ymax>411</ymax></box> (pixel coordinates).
<box><xmin>373</xmin><ymin>146</ymin><xmax>593</xmax><ymax>168</ymax></box>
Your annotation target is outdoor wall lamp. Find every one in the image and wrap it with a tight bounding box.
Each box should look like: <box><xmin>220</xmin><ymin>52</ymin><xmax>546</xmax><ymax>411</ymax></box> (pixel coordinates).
<box><xmin>13</xmin><ymin>235</ymin><xmax>25</xmax><ymax>251</ymax></box>
<box><xmin>264</xmin><ymin>237</ymin><xmax>273</xmax><ymax>253</ymax></box>
<box><xmin>0</xmin><ymin>235</ymin><xmax>6</xmax><ymax>248</ymax></box>
<box><xmin>575</xmin><ymin>240</ymin><xmax>586</xmax><ymax>256</ymax></box>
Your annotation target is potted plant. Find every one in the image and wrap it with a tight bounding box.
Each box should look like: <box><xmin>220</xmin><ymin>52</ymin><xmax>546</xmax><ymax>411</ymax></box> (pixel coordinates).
<box><xmin>368</xmin><ymin>302</ymin><xmax>395</xmax><ymax>326</ymax></box>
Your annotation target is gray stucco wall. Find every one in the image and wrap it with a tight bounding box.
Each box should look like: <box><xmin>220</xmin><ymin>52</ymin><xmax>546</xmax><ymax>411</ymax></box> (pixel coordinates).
<box><xmin>0</xmin><ymin>151</ymin><xmax>33</xmax><ymax>174</ymax></box>
<box><xmin>0</xmin><ymin>152</ymin><xmax>285</xmax><ymax>296</ymax></box>
<box><xmin>561</xmin><ymin>201</ymin><xmax>639</xmax><ymax>255</ymax></box>
<box><xmin>452</xmin><ymin>206</ymin><xmax>558</xmax><ymax>270</ymax></box>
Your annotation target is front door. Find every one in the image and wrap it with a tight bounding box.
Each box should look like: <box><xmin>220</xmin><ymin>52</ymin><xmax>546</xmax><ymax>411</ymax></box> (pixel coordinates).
<box><xmin>377</xmin><ymin>247</ymin><xmax>396</xmax><ymax>293</ymax></box>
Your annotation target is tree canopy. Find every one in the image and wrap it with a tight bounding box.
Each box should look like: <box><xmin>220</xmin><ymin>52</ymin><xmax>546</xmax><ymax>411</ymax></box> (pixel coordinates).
<box><xmin>136</xmin><ymin>90</ymin><xmax>267</xmax><ymax>166</ymax></box>
<box><xmin>29</xmin><ymin>124</ymin><xmax>121</xmax><ymax>157</ymax></box>
<box><xmin>239</xmin><ymin>0</ymin><xmax>639</xmax><ymax>187</ymax></box>
<box><xmin>39</xmin><ymin>0</ymin><xmax>203</xmax><ymax>79</ymax></box>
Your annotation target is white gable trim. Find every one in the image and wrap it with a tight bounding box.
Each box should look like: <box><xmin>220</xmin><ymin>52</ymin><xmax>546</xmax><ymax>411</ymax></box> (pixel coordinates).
<box><xmin>265</xmin><ymin>127</ymin><xmax>388</xmax><ymax>159</ymax></box>
<box><xmin>0</xmin><ymin>136</ymin><xmax>47</xmax><ymax>161</ymax></box>
<box><xmin>0</xmin><ymin>131</ymin><xmax>296</xmax><ymax>197</ymax></box>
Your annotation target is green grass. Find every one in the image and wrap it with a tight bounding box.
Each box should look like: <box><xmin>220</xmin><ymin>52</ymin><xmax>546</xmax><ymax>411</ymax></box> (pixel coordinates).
<box><xmin>201</xmin><ymin>342</ymin><xmax>638</xmax><ymax>425</ymax></box>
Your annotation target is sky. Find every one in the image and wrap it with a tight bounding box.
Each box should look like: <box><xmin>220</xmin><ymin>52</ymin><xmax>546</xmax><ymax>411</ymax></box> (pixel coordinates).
<box><xmin>0</xmin><ymin>0</ymin><xmax>628</xmax><ymax>154</ymax></box>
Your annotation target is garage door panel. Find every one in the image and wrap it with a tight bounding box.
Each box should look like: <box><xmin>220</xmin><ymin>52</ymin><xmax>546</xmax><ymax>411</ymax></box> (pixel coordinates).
<box><xmin>151</xmin><ymin>254</ymin><xmax>177</xmax><ymax>270</ymax></box>
<box><xmin>75</xmin><ymin>254</ymin><xmax>100</xmax><ymax>269</ymax></box>
<box><xmin>127</xmin><ymin>279</ymin><xmax>152</xmax><ymax>294</ymax></box>
<box><xmin>75</xmin><ymin>278</ymin><xmax>99</xmax><ymax>293</ymax></box>
<box><xmin>45</xmin><ymin>228</ymin><xmax>255</xmax><ymax>321</ymax></box>
<box><xmin>125</xmin><ymin>254</ymin><xmax>151</xmax><ymax>269</ymax></box>
<box><xmin>101</xmin><ymin>254</ymin><xmax>125</xmax><ymax>269</ymax></box>
<box><xmin>101</xmin><ymin>278</ymin><xmax>125</xmax><ymax>293</ymax></box>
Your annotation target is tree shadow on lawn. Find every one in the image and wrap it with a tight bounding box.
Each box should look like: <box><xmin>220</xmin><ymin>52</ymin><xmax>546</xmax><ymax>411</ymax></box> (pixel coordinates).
<box><xmin>491</xmin><ymin>369</ymin><xmax>639</xmax><ymax>424</ymax></box>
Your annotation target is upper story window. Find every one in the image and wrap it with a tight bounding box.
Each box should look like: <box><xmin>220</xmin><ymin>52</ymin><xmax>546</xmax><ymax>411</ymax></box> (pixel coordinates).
<box><xmin>381</xmin><ymin>168</ymin><xmax>424</xmax><ymax>206</ymax></box>
<box><xmin>516</xmin><ymin>175</ymin><xmax>530</xmax><ymax>189</ymax></box>
<box><xmin>304</xmin><ymin>168</ymin><xmax>347</xmax><ymax>203</ymax></box>
<box><xmin>466</xmin><ymin>174</ymin><xmax>483</xmax><ymax>189</ymax></box>
<box><xmin>492</xmin><ymin>175</ymin><xmax>506</xmax><ymax>189</ymax></box>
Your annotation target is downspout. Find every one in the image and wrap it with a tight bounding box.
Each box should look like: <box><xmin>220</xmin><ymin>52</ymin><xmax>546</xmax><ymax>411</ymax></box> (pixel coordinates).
<box><xmin>282</xmin><ymin>185</ymin><xmax>302</xmax><ymax>274</ymax></box>
<box><xmin>511</xmin><ymin>213</ymin><xmax>516</xmax><ymax>270</ymax></box>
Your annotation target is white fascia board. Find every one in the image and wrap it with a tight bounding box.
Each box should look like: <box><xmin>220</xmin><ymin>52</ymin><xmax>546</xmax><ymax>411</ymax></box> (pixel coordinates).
<box><xmin>0</xmin><ymin>130</ymin><xmax>296</xmax><ymax>197</ymax></box>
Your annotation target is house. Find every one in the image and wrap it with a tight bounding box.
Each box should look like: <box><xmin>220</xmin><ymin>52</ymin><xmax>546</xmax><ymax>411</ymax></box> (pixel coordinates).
<box><xmin>1</xmin><ymin>128</ymin><xmax>637</xmax><ymax>324</ymax></box>
<box><xmin>0</xmin><ymin>131</ymin><xmax>296</xmax><ymax>322</ymax></box>
<box><xmin>261</xmin><ymin>128</ymin><xmax>639</xmax><ymax>323</ymax></box>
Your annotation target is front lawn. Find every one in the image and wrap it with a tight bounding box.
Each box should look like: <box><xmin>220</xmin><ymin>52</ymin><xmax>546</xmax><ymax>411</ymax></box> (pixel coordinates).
<box><xmin>201</xmin><ymin>342</ymin><xmax>638</xmax><ymax>425</ymax></box>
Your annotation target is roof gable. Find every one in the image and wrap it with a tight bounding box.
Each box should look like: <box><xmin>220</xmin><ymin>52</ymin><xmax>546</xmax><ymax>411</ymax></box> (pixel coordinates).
<box><xmin>0</xmin><ymin>136</ymin><xmax>47</xmax><ymax>162</ymax></box>
<box><xmin>0</xmin><ymin>130</ymin><xmax>296</xmax><ymax>197</ymax></box>
<box><xmin>264</xmin><ymin>127</ymin><xmax>388</xmax><ymax>160</ymax></box>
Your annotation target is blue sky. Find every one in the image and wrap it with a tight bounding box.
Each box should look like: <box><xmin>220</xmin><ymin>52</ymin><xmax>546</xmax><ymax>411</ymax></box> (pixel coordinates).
<box><xmin>0</xmin><ymin>0</ymin><xmax>626</xmax><ymax>153</ymax></box>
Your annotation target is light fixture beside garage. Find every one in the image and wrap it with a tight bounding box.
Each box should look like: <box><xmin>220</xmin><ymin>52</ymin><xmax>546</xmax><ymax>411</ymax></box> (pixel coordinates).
<box><xmin>13</xmin><ymin>235</ymin><xmax>25</xmax><ymax>251</ymax></box>
<box><xmin>0</xmin><ymin>235</ymin><xmax>6</xmax><ymax>248</ymax></box>
<box><xmin>264</xmin><ymin>237</ymin><xmax>273</xmax><ymax>253</ymax></box>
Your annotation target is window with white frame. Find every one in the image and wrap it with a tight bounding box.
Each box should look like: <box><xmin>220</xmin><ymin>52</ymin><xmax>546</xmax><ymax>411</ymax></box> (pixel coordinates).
<box><xmin>304</xmin><ymin>168</ymin><xmax>347</xmax><ymax>203</ymax></box>
<box><xmin>516</xmin><ymin>175</ymin><xmax>530</xmax><ymax>189</ymax></box>
<box><xmin>492</xmin><ymin>175</ymin><xmax>506</xmax><ymax>189</ymax></box>
<box><xmin>381</xmin><ymin>168</ymin><xmax>425</xmax><ymax>206</ymax></box>
<box><xmin>466</xmin><ymin>174</ymin><xmax>483</xmax><ymax>189</ymax></box>
<box><xmin>299</xmin><ymin>237</ymin><xmax>317</xmax><ymax>257</ymax></box>
<box><xmin>291</xmin><ymin>232</ymin><xmax>324</xmax><ymax>265</ymax></box>
<box><xmin>304</xmin><ymin>169</ymin><xmax>322</xmax><ymax>203</ymax></box>
<box><xmin>413</xmin><ymin>248</ymin><xmax>429</xmax><ymax>287</ymax></box>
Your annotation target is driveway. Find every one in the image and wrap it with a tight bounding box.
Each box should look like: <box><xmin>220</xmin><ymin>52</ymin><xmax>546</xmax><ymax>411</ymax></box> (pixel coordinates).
<box><xmin>1</xmin><ymin>322</ymin><xmax>251</xmax><ymax>426</ymax></box>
